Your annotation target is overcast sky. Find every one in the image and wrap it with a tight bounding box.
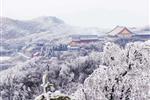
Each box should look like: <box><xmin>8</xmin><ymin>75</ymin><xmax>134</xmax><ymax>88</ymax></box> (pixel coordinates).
<box><xmin>1</xmin><ymin>0</ymin><xmax>149</xmax><ymax>28</ymax></box>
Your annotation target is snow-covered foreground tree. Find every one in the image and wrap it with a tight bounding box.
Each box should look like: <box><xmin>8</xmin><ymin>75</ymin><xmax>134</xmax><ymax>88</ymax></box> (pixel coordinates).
<box><xmin>34</xmin><ymin>71</ymin><xmax>70</xmax><ymax>100</ymax></box>
<box><xmin>72</xmin><ymin>40</ymin><xmax>150</xmax><ymax>100</ymax></box>
<box><xmin>0</xmin><ymin>40</ymin><xmax>150</xmax><ymax>100</ymax></box>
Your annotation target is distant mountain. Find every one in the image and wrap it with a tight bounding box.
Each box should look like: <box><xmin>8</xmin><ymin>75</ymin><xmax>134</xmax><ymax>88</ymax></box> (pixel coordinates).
<box><xmin>1</xmin><ymin>16</ymin><xmax>106</xmax><ymax>41</ymax></box>
<box><xmin>32</xmin><ymin>16</ymin><xmax>64</xmax><ymax>24</ymax></box>
<box><xmin>0</xmin><ymin>16</ymin><xmax>65</xmax><ymax>39</ymax></box>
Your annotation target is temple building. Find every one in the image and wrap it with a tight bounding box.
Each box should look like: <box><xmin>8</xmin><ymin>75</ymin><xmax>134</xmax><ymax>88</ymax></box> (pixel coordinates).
<box><xmin>107</xmin><ymin>26</ymin><xmax>133</xmax><ymax>37</ymax></box>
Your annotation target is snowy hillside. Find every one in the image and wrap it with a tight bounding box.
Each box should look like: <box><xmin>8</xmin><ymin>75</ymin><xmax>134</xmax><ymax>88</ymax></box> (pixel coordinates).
<box><xmin>0</xmin><ymin>16</ymin><xmax>65</xmax><ymax>39</ymax></box>
<box><xmin>1</xmin><ymin>16</ymin><xmax>104</xmax><ymax>40</ymax></box>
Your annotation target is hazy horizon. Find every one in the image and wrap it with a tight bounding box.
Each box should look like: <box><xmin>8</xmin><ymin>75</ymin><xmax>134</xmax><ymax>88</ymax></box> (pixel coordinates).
<box><xmin>1</xmin><ymin>0</ymin><xmax>149</xmax><ymax>28</ymax></box>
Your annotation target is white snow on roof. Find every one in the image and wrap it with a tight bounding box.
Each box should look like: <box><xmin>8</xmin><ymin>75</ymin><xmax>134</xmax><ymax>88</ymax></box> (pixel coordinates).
<box><xmin>107</xmin><ymin>26</ymin><xmax>125</xmax><ymax>36</ymax></box>
<box><xmin>107</xmin><ymin>26</ymin><xmax>134</xmax><ymax>36</ymax></box>
<box><xmin>71</xmin><ymin>35</ymin><xmax>99</xmax><ymax>41</ymax></box>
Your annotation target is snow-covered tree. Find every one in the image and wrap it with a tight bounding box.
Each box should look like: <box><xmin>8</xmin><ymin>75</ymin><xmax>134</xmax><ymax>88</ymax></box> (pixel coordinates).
<box><xmin>35</xmin><ymin>72</ymin><xmax>70</xmax><ymax>100</ymax></box>
<box><xmin>71</xmin><ymin>40</ymin><xmax>150</xmax><ymax>100</ymax></box>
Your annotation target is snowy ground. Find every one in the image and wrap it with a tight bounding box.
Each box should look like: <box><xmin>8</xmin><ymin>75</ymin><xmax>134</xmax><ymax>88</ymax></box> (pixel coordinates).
<box><xmin>0</xmin><ymin>56</ymin><xmax>11</xmax><ymax>62</ymax></box>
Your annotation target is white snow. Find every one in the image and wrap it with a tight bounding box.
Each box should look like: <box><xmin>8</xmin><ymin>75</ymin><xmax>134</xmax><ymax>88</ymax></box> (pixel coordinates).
<box><xmin>0</xmin><ymin>56</ymin><xmax>11</xmax><ymax>62</ymax></box>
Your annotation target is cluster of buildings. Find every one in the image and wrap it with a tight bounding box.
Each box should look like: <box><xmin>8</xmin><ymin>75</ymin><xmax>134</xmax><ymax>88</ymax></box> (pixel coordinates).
<box><xmin>67</xmin><ymin>34</ymin><xmax>99</xmax><ymax>51</ymax></box>
<box><xmin>68</xmin><ymin>26</ymin><xmax>134</xmax><ymax>50</ymax></box>
<box><xmin>24</xmin><ymin>26</ymin><xmax>150</xmax><ymax>57</ymax></box>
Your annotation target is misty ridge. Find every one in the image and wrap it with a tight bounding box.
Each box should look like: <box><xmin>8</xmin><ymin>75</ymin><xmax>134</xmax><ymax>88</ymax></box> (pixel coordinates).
<box><xmin>0</xmin><ymin>16</ymin><xmax>150</xmax><ymax>100</ymax></box>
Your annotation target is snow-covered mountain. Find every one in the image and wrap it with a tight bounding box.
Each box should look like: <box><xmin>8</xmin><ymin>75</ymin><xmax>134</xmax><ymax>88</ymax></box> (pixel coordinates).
<box><xmin>1</xmin><ymin>16</ymin><xmax>106</xmax><ymax>39</ymax></box>
<box><xmin>0</xmin><ymin>16</ymin><xmax>66</xmax><ymax>39</ymax></box>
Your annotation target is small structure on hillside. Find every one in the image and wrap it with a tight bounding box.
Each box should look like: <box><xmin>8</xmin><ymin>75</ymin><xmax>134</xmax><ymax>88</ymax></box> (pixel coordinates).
<box><xmin>69</xmin><ymin>35</ymin><xmax>99</xmax><ymax>46</ymax></box>
<box><xmin>68</xmin><ymin>35</ymin><xmax>99</xmax><ymax>51</ymax></box>
<box><xmin>107</xmin><ymin>26</ymin><xmax>133</xmax><ymax>37</ymax></box>
<box><xmin>67</xmin><ymin>45</ymin><xmax>80</xmax><ymax>51</ymax></box>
